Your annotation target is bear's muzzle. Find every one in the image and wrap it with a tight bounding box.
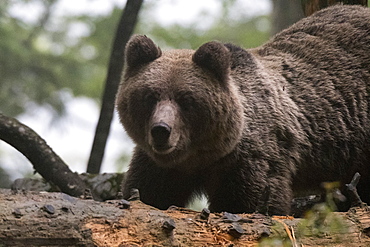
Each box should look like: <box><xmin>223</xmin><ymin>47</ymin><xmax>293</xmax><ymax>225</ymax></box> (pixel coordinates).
<box><xmin>149</xmin><ymin>100</ymin><xmax>180</xmax><ymax>155</ymax></box>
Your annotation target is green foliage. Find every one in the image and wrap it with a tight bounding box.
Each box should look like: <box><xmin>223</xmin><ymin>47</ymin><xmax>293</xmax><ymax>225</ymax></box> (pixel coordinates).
<box><xmin>0</xmin><ymin>1</ymin><xmax>117</xmax><ymax>117</ymax></box>
<box><xmin>142</xmin><ymin>15</ymin><xmax>270</xmax><ymax>50</ymax></box>
<box><xmin>137</xmin><ymin>3</ymin><xmax>270</xmax><ymax>50</ymax></box>
<box><xmin>259</xmin><ymin>182</ymin><xmax>349</xmax><ymax>246</ymax></box>
<box><xmin>259</xmin><ymin>235</ymin><xmax>293</xmax><ymax>247</ymax></box>
<box><xmin>0</xmin><ymin>0</ymin><xmax>270</xmax><ymax>118</ymax></box>
<box><xmin>297</xmin><ymin>182</ymin><xmax>348</xmax><ymax>239</ymax></box>
<box><xmin>297</xmin><ymin>203</ymin><xmax>347</xmax><ymax>238</ymax></box>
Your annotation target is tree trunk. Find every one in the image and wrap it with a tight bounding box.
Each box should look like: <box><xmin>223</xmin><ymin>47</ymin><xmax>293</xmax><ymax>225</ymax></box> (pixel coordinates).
<box><xmin>1</xmin><ymin>189</ymin><xmax>370</xmax><ymax>246</ymax></box>
<box><xmin>271</xmin><ymin>0</ymin><xmax>305</xmax><ymax>36</ymax></box>
<box><xmin>86</xmin><ymin>0</ymin><xmax>143</xmax><ymax>174</ymax></box>
<box><xmin>301</xmin><ymin>0</ymin><xmax>368</xmax><ymax>16</ymax></box>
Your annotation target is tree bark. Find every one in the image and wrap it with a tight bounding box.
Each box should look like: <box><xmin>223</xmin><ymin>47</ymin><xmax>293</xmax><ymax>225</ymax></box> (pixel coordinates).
<box><xmin>0</xmin><ymin>114</ymin><xmax>90</xmax><ymax>199</ymax></box>
<box><xmin>1</xmin><ymin>189</ymin><xmax>370</xmax><ymax>246</ymax></box>
<box><xmin>301</xmin><ymin>0</ymin><xmax>368</xmax><ymax>16</ymax></box>
<box><xmin>86</xmin><ymin>0</ymin><xmax>143</xmax><ymax>174</ymax></box>
<box><xmin>271</xmin><ymin>0</ymin><xmax>305</xmax><ymax>36</ymax></box>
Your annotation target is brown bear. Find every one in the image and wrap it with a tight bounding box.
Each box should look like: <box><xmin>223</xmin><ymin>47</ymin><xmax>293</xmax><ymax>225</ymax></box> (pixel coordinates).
<box><xmin>116</xmin><ymin>5</ymin><xmax>370</xmax><ymax>215</ymax></box>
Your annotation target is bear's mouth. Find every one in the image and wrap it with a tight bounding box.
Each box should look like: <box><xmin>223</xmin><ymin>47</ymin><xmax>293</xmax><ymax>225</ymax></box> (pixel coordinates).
<box><xmin>151</xmin><ymin>144</ymin><xmax>176</xmax><ymax>155</ymax></box>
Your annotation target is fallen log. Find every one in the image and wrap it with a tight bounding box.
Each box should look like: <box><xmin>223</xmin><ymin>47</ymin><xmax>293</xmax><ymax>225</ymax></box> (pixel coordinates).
<box><xmin>1</xmin><ymin>189</ymin><xmax>370</xmax><ymax>246</ymax></box>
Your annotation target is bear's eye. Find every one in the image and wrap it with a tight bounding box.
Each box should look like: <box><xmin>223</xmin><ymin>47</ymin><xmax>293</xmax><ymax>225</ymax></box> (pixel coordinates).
<box><xmin>129</xmin><ymin>90</ymin><xmax>158</xmax><ymax>116</ymax></box>
<box><xmin>142</xmin><ymin>92</ymin><xmax>158</xmax><ymax>109</ymax></box>
<box><xmin>177</xmin><ymin>94</ymin><xmax>196</xmax><ymax>112</ymax></box>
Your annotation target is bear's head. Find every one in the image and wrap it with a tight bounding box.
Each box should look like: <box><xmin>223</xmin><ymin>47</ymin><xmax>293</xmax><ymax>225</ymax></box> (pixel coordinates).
<box><xmin>116</xmin><ymin>35</ymin><xmax>244</xmax><ymax>171</ymax></box>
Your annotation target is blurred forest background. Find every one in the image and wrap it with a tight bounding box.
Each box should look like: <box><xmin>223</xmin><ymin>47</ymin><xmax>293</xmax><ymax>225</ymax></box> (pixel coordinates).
<box><xmin>0</xmin><ymin>0</ymin><xmax>306</xmax><ymax>187</ymax></box>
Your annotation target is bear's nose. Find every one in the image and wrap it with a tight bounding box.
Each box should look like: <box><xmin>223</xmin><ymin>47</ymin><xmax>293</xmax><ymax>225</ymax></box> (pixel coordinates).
<box><xmin>150</xmin><ymin>122</ymin><xmax>171</xmax><ymax>150</ymax></box>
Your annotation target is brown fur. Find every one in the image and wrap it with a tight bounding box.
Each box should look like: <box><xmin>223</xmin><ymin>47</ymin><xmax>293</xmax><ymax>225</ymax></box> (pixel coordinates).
<box><xmin>116</xmin><ymin>5</ymin><xmax>370</xmax><ymax>215</ymax></box>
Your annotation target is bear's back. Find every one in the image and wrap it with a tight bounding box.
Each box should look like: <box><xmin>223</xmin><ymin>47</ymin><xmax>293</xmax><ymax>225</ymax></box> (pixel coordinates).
<box><xmin>275</xmin><ymin>6</ymin><xmax>368</xmax><ymax>55</ymax></box>
<box><xmin>259</xmin><ymin>5</ymin><xmax>370</xmax><ymax>72</ymax></box>
<box><xmin>249</xmin><ymin>5</ymin><xmax>370</xmax><ymax>193</ymax></box>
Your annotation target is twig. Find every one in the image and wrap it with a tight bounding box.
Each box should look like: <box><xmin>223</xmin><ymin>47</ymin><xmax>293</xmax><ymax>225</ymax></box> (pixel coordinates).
<box><xmin>346</xmin><ymin>172</ymin><xmax>363</xmax><ymax>207</ymax></box>
<box><xmin>273</xmin><ymin>217</ymin><xmax>299</xmax><ymax>247</ymax></box>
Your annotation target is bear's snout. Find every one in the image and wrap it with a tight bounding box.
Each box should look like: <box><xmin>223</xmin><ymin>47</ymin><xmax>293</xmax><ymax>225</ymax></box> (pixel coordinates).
<box><xmin>150</xmin><ymin>122</ymin><xmax>172</xmax><ymax>152</ymax></box>
<box><xmin>148</xmin><ymin>100</ymin><xmax>180</xmax><ymax>155</ymax></box>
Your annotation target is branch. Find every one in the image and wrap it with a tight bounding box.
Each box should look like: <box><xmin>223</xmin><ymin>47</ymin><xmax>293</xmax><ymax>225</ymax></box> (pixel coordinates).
<box><xmin>0</xmin><ymin>113</ymin><xmax>91</xmax><ymax>199</ymax></box>
<box><xmin>87</xmin><ymin>0</ymin><xmax>144</xmax><ymax>174</ymax></box>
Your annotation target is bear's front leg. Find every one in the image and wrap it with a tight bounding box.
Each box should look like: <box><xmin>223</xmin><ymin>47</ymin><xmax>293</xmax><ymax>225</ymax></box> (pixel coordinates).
<box><xmin>205</xmin><ymin>159</ymin><xmax>293</xmax><ymax>215</ymax></box>
<box><xmin>263</xmin><ymin>175</ymin><xmax>294</xmax><ymax>215</ymax></box>
<box><xmin>122</xmin><ymin>149</ymin><xmax>200</xmax><ymax>210</ymax></box>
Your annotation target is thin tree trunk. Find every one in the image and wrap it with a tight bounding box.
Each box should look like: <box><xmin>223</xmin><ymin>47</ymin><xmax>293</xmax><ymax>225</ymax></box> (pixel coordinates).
<box><xmin>87</xmin><ymin>0</ymin><xmax>144</xmax><ymax>174</ymax></box>
<box><xmin>271</xmin><ymin>0</ymin><xmax>305</xmax><ymax>36</ymax></box>
<box><xmin>301</xmin><ymin>0</ymin><xmax>368</xmax><ymax>16</ymax></box>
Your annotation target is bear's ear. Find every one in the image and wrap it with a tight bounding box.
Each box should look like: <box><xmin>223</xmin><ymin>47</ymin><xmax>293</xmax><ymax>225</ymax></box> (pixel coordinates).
<box><xmin>192</xmin><ymin>41</ymin><xmax>230</xmax><ymax>83</ymax></box>
<box><xmin>125</xmin><ymin>35</ymin><xmax>162</xmax><ymax>72</ymax></box>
